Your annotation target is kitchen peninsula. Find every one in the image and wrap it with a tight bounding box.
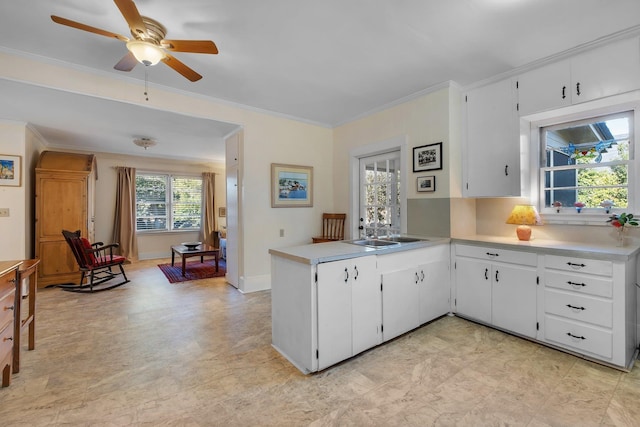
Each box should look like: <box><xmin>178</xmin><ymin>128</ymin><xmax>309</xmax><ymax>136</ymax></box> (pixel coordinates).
<box><xmin>269</xmin><ymin>238</ymin><xmax>450</xmax><ymax>374</ymax></box>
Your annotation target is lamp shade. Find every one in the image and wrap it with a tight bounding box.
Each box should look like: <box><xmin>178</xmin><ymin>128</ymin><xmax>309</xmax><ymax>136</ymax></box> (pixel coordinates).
<box><xmin>126</xmin><ymin>40</ymin><xmax>165</xmax><ymax>66</ymax></box>
<box><xmin>506</xmin><ymin>205</ymin><xmax>543</xmax><ymax>241</ymax></box>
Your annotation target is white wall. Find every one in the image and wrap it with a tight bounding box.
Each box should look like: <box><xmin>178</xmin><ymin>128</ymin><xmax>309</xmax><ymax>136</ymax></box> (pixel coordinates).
<box><xmin>0</xmin><ymin>51</ymin><xmax>334</xmax><ymax>290</ymax></box>
<box><xmin>332</xmin><ymin>84</ymin><xmax>476</xmax><ymax>238</ymax></box>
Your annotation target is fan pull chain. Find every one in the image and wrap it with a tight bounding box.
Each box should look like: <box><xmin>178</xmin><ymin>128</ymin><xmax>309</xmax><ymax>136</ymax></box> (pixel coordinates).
<box><xmin>144</xmin><ymin>67</ymin><xmax>149</xmax><ymax>101</ymax></box>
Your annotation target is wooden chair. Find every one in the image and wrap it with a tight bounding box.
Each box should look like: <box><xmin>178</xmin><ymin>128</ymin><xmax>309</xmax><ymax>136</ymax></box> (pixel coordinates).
<box><xmin>60</xmin><ymin>230</ymin><xmax>130</xmax><ymax>293</ymax></box>
<box><xmin>312</xmin><ymin>213</ymin><xmax>346</xmax><ymax>243</ymax></box>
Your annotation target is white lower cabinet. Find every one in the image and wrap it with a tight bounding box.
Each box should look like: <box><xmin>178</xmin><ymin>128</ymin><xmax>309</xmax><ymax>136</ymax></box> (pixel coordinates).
<box><xmin>454</xmin><ymin>244</ymin><xmax>537</xmax><ymax>338</ymax></box>
<box><xmin>379</xmin><ymin>245</ymin><xmax>450</xmax><ymax>341</ymax></box>
<box><xmin>317</xmin><ymin>256</ymin><xmax>380</xmax><ymax>369</ymax></box>
<box><xmin>454</xmin><ymin>242</ymin><xmax>638</xmax><ymax>370</ymax></box>
<box><xmin>541</xmin><ymin>254</ymin><xmax>636</xmax><ymax>369</ymax></box>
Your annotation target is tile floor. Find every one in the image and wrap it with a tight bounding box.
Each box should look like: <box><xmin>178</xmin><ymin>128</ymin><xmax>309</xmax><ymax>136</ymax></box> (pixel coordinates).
<box><xmin>2</xmin><ymin>258</ymin><xmax>640</xmax><ymax>426</ymax></box>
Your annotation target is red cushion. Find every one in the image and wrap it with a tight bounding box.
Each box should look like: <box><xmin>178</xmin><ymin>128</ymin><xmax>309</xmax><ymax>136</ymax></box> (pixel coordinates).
<box><xmin>80</xmin><ymin>238</ymin><xmax>97</xmax><ymax>265</ymax></box>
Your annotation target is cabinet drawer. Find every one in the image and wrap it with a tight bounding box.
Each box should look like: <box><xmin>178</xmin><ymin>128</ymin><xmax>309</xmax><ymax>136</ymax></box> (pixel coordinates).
<box><xmin>544</xmin><ymin>270</ymin><xmax>612</xmax><ymax>298</ymax></box>
<box><xmin>0</xmin><ymin>319</ymin><xmax>13</xmax><ymax>362</ymax></box>
<box><xmin>0</xmin><ymin>291</ymin><xmax>15</xmax><ymax>331</ymax></box>
<box><xmin>544</xmin><ymin>255</ymin><xmax>612</xmax><ymax>277</ymax></box>
<box><xmin>455</xmin><ymin>244</ymin><xmax>537</xmax><ymax>266</ymax></box>
<box><xmin>544</xmin><ymin>289</ymin><xmax>612</xmax><ymax>328</ymax></box>
<box><xmin>544</xmin><ymin>315</ymin><xmax>612</xmax><ymax>360</ymax></box>
<box><xmin>0</xmin><ymin>270</ymin><xmax>16</xmax><ymax>296</ymax></box>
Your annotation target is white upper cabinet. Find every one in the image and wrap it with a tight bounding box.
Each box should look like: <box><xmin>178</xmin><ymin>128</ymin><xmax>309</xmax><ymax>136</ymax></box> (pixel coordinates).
<box><xmin>516</xmin><ymin>59</ymin><xmax>571</xmax><ymax>116</ymax></box>
<box><xmin>463</xmin><ymin>78</ymin><xmax>520</xmax><ymax>197</ymax></box>
<box><xmin>517</xmin><ymin>37</ymin><xmax>640</xmax><ymax>116</ymax></box>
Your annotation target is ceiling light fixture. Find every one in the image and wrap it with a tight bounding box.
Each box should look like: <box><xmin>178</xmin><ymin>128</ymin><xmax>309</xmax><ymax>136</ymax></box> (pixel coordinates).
<box><xmin>126</xmin><ymin>40</ymin><xmax>165</xmax><ymax>66</ymax></box>
<box><xmin>133</xmin><ymin>137</ymin><xmax>157</xmax><ymax>150</ymax></box>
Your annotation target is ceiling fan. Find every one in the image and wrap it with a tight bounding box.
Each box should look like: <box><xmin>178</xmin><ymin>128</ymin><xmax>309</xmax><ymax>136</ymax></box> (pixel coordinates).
<box><xmin>51</xmin><ymin>0</ymin><xmax>218</xmax><ymax>82</ymax></box>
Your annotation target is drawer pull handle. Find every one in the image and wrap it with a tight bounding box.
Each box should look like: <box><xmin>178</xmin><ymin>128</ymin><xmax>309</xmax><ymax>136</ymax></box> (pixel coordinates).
<box><xmin>353</xmin><ymin>266</ymin><xmax>359</xmax><ymax>281</ymax></box>
<box><xmin>9</xmin><ymin>278</ymin><xmax>16</xmax><ymax>284</ymax></box>
<box><xmin>566</xmin><ymin>304</ymin><xmax>585</xmax><ymax>311</ymax></box>
<box><xmin>3</xmin><ymin>305</ymin><xmax>14</xmax><ymax>311</ymax></box>
<box><xmin>495</xmin><ymin>270</ymin><xmax>499</xmax><ymax>282</ymax></box>
<box><xmin>344</xmin><ymin>268</ymin><xmax>349</xmax><ymax>283</ymax></box>
<box><xmin>567</xmin><ymin>332</ymin><xmax>585</xmax><ymax>340</ymax></box>
<box><xmin>486</xmin><ymin>252</ymin><xmax>499</xmax><ymax>257</ymax></box>
<box><xmin>567</xmin><ymin>281</ymin><xmax>586</xmax><ymax>288</ymax></box>
<box><xmin>566</xmin><ymin>262</ymin><xmax>586</xmax><ymax>268</ymax></box>
<box><xmin>415</xmin><ymin>272</ymin><xmax>419</xmax><ymax>284</ymax></box>
<box><xmin>484</xmin><ymin>268</ymin><xmax>488</xmax><ymax>280</ymax></box>
<box><xmin>3</xmin><ymin>337</ymin><xmax>12</xmax><ymax>342</ymax></box>
<box><xmin>420</xmin><ymin>270</ymin><xmax>425</xmax><ymax>282</ymax></box>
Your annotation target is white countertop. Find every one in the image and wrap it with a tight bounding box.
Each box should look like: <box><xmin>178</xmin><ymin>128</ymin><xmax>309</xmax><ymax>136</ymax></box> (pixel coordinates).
<box><xmin>453</xmin><ymin>235</ymin><xmax>640</xmax><ymax>261</ymax></box>
<box><xmin>269</xmin><ymin>237</ymin><xmax>450</xmax><ymax>265</ymax></box>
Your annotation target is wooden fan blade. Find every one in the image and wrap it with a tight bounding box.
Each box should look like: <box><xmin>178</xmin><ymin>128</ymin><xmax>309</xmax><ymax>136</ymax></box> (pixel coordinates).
<box><xmin>161</xmin><ymin>40</ymin><xmax>219</xmax><ymax>54</ymax></box>
<box><xmin>162</xmin><ymin>53</ymin><xmax>202</xmax><ymax>82</ymax></box>
<box><xmin>114</xmin><ymin>0</ymin><xmax>147</xmax><ymax>37</ymax></box>
<box><xmin>114</xmin><ymin>52</ymin><xmax>138</xmax><ymax>71</ymax></box>
<box><xmin>51</xmin><ymin>15</ymin><xmax>128</xmax><ymax>42</ymax></box>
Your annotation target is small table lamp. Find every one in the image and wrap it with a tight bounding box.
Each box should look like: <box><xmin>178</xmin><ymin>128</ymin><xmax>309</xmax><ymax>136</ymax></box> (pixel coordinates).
<box><xmin>506</xmin><ymin>205</ymin><xmax>543</xmax><ymax>241</ymax></box>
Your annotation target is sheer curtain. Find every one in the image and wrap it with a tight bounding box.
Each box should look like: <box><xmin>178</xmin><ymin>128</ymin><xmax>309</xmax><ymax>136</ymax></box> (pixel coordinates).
<box><xmin>201</xmin><ymin>172</ymin><xmax>216</xmax><ymax>246</ymax></box>
<box><xmin>112</xmin><ymin>167</ymin><xmax>138</xmax><ymax>261</ymax></box>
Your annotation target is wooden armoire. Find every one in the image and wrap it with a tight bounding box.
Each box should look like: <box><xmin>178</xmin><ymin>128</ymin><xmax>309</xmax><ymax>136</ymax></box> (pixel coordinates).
<box><xmin>35</xmin><ymin>151</ymin><xmax>96</xmax><ymax>287</ymax></box>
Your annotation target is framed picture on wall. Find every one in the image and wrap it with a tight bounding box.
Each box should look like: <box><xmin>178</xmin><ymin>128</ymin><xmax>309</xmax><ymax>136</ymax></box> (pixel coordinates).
<box><xmin>417</xmin><ymin>175</ymin><xmax>435</xmax><ymax>192</ymax></box>
<box><xmin>219</xmin><ymin>207</ymin><xmax>226</xmax><ymax>217</ymax></box>
<box><xmin>271</xmin><ymin>163</ymin><xmax>313</xmax><ymax>208</ymax></box>
<box><xmin>413</xmin><ymin>142</ymin><xmax>442</xmax><ymax>172</ymax></box>
<box><xmin>0</xmin><ymin>154</ymin><xmax>21</xmax><ymax>187</ymax></box>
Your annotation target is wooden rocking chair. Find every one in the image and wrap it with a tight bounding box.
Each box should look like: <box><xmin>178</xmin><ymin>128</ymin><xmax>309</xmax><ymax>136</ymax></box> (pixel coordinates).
<box><xmin>61</xmin><ymin>230</ymin><xmax>130</xmax><ymax>293</ymax></box>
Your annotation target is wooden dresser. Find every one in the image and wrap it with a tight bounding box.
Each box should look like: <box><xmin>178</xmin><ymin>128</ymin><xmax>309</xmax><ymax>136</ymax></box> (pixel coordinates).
<box><xmin>35</xmin><ymin>151</ymin><xmax>96</xmax><ymax>287</ymax></box>
<box><xmin>1</xmin><ymin>261</ymin><xmax>20</xmax><ymax>387</ymax></box>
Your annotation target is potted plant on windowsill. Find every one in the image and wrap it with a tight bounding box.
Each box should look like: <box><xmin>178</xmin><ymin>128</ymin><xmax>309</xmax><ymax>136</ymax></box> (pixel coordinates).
<box><xmin>607</xmin><ymin>213</ymin><xmax>638</xmax><ymax>247</ymax></box>
<box><xmin>574</xmin><ymin>202</ymin><xmax>585</xmax><ymax>213</ymax></box>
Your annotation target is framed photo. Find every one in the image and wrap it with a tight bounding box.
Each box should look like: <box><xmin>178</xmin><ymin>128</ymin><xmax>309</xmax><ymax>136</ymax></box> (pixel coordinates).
<box><xmin>271</xmin><ymin>163</ymin><xmax>313</xmax><ymax>208</ymax></box>
<box><xmin>417</xmin><ymin>175</ymin><xmax>436</xmax><ymax>192</ymax></box>
<box><xmin>0</xmin><ymin>154</ymin><xmax>21</xmax><ymax>187</ymax></box>
<box><xmin>218</xmin><ymin>207</ymin><xmax>226</xmax><ymax>217</ymax></box>
<box><xmin>413</xmin><ymin>142</ymin><xmax>442</xmax><ymax>172</ymax></box>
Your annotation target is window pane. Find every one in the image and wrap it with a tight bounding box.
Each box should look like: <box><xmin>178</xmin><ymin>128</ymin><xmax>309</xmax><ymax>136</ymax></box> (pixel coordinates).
<box><xmin>172</xmin><ymin>176</ymin><xmax>202</xmax><ymax>230</ymax></box>
<box><xmin>541</xmin><ymin>111</ymin><xmax>632</xmax><ymax>211</ymax></box>
<box><xmin>136</xmin><ymin>174</ymin><xmax>168</xmax><ymax>231</ymax></box>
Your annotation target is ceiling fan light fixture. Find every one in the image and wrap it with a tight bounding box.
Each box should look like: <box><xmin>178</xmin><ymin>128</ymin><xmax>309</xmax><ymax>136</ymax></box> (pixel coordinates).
<box><xmin>133</xmin><ymin>137</ymin><xmax>157</xmax><ymax>150</ymax></box>
<box><xmin>126</xmin><ymin>40</ymin><xmax>165</xmax><ymax>66</ymax></box>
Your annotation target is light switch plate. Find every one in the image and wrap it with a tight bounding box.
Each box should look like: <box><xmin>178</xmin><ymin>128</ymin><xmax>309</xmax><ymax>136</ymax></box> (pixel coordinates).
<box><xmin>0</xmin><ymin>208</ymin><xmax>9</xmax><ymax>217</ymax></box>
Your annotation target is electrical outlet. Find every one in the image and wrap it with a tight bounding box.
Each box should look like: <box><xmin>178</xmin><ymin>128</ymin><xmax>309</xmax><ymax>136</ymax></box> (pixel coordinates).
<box><xmin>280</xmin><ymin>229</ymin><xmax>284</xmax><ymax>237</ymax></box>
<box><xmin>0</xmin><ymin>208</ymin><xmax>9</xmax><ymax>217</ymax></box>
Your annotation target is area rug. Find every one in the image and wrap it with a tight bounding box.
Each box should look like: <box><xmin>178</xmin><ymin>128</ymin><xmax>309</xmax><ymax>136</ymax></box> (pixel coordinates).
<box><xmin>158</xmin><ymin>259</ymin><xmax>226</xmax><ymax>283</ymax></box>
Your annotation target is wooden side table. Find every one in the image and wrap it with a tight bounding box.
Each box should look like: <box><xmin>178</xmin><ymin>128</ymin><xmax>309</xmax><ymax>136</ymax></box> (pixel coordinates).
<box><xmin>13</xmin><ymin>259</ymin><xmax>39</xmax><ymax>374</ymax></box>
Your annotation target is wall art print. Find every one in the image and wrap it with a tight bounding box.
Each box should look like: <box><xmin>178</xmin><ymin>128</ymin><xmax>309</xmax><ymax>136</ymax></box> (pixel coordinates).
<box><xmin>271</xmin><ymin>163</ymin><xmax>313</xmax><ymax>208</ymax></box>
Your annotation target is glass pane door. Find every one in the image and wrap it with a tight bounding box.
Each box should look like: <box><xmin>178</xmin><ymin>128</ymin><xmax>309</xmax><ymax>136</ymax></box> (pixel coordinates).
<box><xmin>359</xmin><ymin>151</ymin><xmax>401</xmax><ymax>238</ymax></box>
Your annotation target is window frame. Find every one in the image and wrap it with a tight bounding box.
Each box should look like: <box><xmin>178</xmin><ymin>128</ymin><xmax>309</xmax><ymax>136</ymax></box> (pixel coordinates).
<box><xmin>528</xmin><ymin>101</ymin><xmax>639</xmax><ymax>224</ymax></box>
<box><xmin>135</xmin><ymin>172</ymin><xmax>203</xmax><ymax>233</ymax></box>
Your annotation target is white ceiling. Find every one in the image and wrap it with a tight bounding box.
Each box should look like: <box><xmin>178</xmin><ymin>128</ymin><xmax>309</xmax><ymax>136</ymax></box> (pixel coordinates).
<box><xmin>1</xmin><ymin>0</ymin><xmax>640</xmax><ymax>161</ymax></box>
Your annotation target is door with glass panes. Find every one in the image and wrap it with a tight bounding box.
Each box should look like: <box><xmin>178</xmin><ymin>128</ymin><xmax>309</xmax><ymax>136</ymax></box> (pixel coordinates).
<box><xmin>359</xmin><ymin>151</ymin><xmax>401</xmax><ymax>238</ymax></box>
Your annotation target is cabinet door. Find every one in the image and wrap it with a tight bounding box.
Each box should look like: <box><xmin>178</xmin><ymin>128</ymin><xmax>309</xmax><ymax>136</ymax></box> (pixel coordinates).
<box><xmin>464</xmin><ymin>79</ymin><xmax>520</xmax><ymax>197</ymax></box>
<box><xmin>571</xmin><ymin>37</ymin><xmax>640</xmax><ymax>104</ymax></box>
<box><xmin>381</xmin><ymin>268</ymin><xmax>420</xmax><ymax>341</ymax></box>
<box><xmin>317</xmin><ymin>260</ymin><xmax>352</xmax><ymax>370</ymax></box>
<box><xmin>517</xmin><ymin>59</ymin><xmax>571</xmax><ymax>116</ymax></box>
<box><xmin>455</xmin><ymin>257</ymin><xmax>492</xmax><ymax>324</ymax></box>
<box><xmin>351</xmin><ymin>256</ymin><xmax>381</xmax><ymax>355</ymax></box>
<box><xmin>418</xmin><ymin>259</ymin><xmax>450</xmax><ymax>324</ymax></box>
<box><xmin>491</xmin><ymin>263</ymin><xmax>537</xmax><ymax>338</ymax></box>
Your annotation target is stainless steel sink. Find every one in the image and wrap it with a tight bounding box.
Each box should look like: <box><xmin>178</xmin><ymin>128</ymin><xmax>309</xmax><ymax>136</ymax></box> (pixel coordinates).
<box><xmin>379</xmin><ymin>236</ymin><xmax>425</xmax><ymax>243</ymax></box>
<box><xmin>349</xmin><ymin>239</ymin><xmax>400</xmax><ymax>247</ymax></box>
